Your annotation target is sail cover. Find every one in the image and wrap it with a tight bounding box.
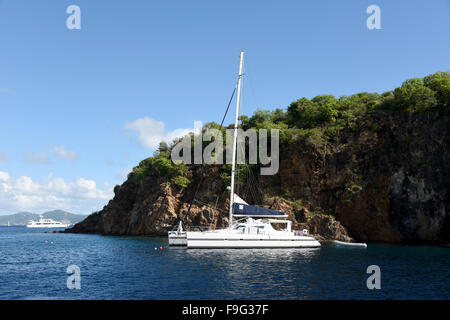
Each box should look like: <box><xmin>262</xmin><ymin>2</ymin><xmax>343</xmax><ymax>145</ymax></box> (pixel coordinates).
<box><xmin>233</xmin><ymin>193</ymin><xmax>248</xmax><ymax>205</ymax></box>
<box><xmin>233</xmin><ymin>203</ymin><xmax>287</xmax><ymax>217</ymax></box>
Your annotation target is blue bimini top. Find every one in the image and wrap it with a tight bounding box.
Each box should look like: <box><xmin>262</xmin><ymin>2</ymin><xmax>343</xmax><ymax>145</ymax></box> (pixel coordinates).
<box><xmin>232</xmin><ymin>203</ymin><xmax>287</xmax><ymax>218</ymax></box>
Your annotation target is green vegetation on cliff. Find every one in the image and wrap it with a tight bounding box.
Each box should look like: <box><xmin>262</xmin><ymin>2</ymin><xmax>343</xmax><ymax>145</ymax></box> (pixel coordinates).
<box><xmin>129</xmin><ymin>142</ymin><xmax>190</xmax><ymax>188</ymax></box>
<box><xmin>130</xmin><ymin>71</ymin><xmax>449</xmax><ymax>185</ymax></box>
<box><xmin>126</xmin><ymin>71</ymin><xmax>449</xmax><ymax>210</ymax></box>
<box><xmin>246</xmin><ymin>71</ymin><xmax>449</xmax><ymax>146</ymax></box>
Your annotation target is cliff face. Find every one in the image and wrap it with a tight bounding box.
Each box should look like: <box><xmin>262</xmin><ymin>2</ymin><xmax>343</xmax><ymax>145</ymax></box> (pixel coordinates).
<box><xmin>261</xmin><ymin>111</ymin><xmax>449</xmax><ymax>242</ymax></box>
<box><xmin>67</xmin><ymin>110</ymin><xmax>449</xmax><ymax>243</ymax></box>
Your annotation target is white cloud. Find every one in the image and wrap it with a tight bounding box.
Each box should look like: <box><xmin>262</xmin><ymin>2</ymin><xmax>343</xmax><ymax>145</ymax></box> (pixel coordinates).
<box><xmin>125</xmin><ymin>117</ymin><xmax>197</xmax><ymax>149</ymax></box>
<box><xmin>0</xmin><ymin>150</ymin><xmax>8</xmax><ymax>163</ymax></box>
<box><xmin>0</xmin><ymin>172</ymin><xmax>10</xmax><ymax>182</ymax></box>
<box><xmin>15</xmin><ymin>176</ymin><xmax>40</xmax><ymax>193</ymax></box>
<box><xmin>50</xmin><ymin>146</ymin><xmax>80</xmax><ymax>161</ymax></box>
<box><xmin>0</xmin><ymin>171</ymin><xmax>113</xmax><ymax>215</ymax></box>
<box><xmin>23</xmin><ymin>151</ymin><xmax>50</xmax><ymax>164</ymax></box>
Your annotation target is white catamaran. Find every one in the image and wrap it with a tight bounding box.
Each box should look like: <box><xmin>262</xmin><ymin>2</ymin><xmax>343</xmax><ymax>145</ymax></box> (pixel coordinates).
<box><xmin>168</xmin><ymin>51</ymin><xmax>320</xmax><ymax>249</ymax></box>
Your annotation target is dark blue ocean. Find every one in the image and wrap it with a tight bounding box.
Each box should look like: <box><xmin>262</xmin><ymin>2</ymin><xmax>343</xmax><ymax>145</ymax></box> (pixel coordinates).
<box><xmin>0</xmin><ymin>226</ymin><xmax>449</xmax><ymax>300</ymax></box>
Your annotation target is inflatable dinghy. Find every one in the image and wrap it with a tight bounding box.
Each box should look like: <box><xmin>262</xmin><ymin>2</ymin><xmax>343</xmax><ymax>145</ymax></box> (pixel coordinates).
<box><xmin>333</xmin><ymin>240</ymin><xmax>367</xmax><ymax>248</ymax></box>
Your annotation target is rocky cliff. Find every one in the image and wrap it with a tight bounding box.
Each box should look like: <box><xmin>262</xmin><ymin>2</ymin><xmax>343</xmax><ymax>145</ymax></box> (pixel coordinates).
<box><xmin>66</xmin><ymin>110</ymin><xmax>449</xmax><ymax>243</ymax></box>
<box><xmin>260</xmin><ymin>111</ymin><xmax>450</xmax><ymax>242</ymax></box>
<box><xmin>67</xmin><ymin>73</ymin><xmax>450</xmax><ymax>243</ymax></box>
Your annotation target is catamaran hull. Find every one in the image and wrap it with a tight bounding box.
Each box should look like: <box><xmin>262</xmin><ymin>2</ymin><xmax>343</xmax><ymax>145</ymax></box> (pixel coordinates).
<box><xmin>168</xmin><ymin>233</ymin><xmax>187</xmax><ymax>246</ymax></box>
<box><xmin>186</xmin><ymin>236</ymin><xmax>321</xmax><ymax>249</ymax></box>
<box><xmin>187</xmin><ymin>242</ymin><xmax>320</xmax><ymax>248</ymax></box>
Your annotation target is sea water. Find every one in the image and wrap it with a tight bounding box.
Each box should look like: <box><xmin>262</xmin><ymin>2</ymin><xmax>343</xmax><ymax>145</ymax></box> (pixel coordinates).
<box><xmin>0</xmin><ymin>226</ymin><xmax>449</xmax><ymax>300</ymax></box>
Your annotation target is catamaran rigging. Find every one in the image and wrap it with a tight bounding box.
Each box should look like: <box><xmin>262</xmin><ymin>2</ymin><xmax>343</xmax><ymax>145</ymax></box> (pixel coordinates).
<box><xmin>228</xmin><ymin>51</ymin><xmax>245</xmax><ymax>228</ymax></box>
<box><xmin>168</xmin><ymin>51</ymin><xmax>321</xmax><ymax>249</ymax></box>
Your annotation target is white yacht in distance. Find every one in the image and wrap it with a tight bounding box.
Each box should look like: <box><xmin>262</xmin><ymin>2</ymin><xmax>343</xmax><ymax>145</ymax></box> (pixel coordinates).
<box><xmin>26</xmin><ymin>215</ymin><xmax>71</xmax><ymax>228</ymax></box>
<box><xmin>169</xmin><ymin>51</ymin><xmax>321</xmax><ymax>249</ymax></box>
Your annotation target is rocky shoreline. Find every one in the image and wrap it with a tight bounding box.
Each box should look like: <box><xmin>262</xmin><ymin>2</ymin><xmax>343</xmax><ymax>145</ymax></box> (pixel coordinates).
<box><xmin>66</xmin><ymin>110</ymin><xmax>449</xmax><ymax>243</ymax></box>
<box><xmin>66</xmin><ymin>73</ymin><xmax>450</xmax><ymax>243</ymax></box>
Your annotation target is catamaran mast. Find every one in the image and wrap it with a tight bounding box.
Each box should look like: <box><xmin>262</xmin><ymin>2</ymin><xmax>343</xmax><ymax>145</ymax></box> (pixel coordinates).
<box><xmin>229</xmin><ymin>51</ymin><xmax>244</xmax><ymax>228</ymax></box>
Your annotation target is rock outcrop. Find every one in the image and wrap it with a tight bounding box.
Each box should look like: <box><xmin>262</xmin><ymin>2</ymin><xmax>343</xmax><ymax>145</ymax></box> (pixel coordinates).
<box><xmin>67</xmin><ymin>110</ymin><xmax>449</xmax><ymax>243</ymax></box>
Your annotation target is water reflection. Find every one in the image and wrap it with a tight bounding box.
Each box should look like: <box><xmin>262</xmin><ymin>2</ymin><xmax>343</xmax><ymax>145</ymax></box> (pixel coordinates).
<box><xmin>184</xmin><ymin>247</ymin><xmax>320</xmax><ymax>261</ymax></box>
<box><xmin>170</xmin><ymin>248</ymin><xmax>322</xmax><ymax>299</ymax></box>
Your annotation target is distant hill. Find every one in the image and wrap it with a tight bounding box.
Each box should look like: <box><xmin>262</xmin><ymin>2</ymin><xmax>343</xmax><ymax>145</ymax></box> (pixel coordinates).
<box><xmin>0</xmin><ymin>210</ymin><xmax>87</xmax><ymax>226</ymax></box>
<box><xmin>0</xmin><ymin>212</ymin><xmax>36</xmax><ymax>226</ymax></box>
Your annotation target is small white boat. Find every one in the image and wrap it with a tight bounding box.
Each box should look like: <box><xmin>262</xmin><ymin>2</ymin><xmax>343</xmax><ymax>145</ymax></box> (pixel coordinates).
<box><xmin>168</xmin><ymin>221</ymin><xmax>187</xmax><ymax>246</ymax></box>
<box><xmin>333</xmin><ymin>240</ymin><xmax>367</xmax><ymax>248</ymax></box>
<box><xmin>26</xmin><ymin>215</ymin><xmax>71</xmax><ymax>228</ymax></box>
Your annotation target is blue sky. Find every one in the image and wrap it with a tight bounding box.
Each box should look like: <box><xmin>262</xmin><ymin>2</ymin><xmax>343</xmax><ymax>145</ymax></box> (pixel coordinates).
<box><xmin>0</xmin><ymin>0</ymin><xmax>449</xmax><ymax>215</ymax></box>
